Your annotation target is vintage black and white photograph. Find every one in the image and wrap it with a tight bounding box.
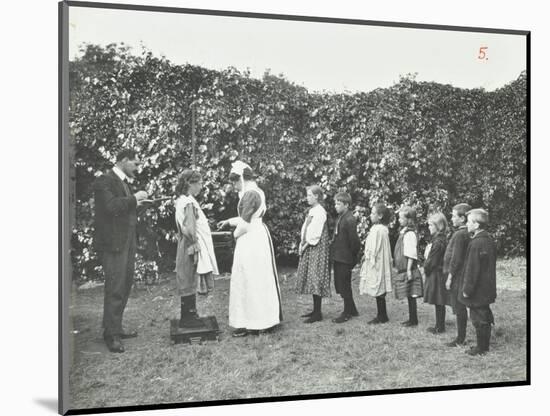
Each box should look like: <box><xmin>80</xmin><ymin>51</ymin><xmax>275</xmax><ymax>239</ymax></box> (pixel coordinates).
<box><xmin>60</xmin><ymin>1</ymin><xmax>528</xmax><ymax>413</ymax></box>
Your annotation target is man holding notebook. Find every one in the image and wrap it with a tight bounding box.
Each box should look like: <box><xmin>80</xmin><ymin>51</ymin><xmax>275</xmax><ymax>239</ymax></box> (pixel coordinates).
<box><xmin>92</xmin><ymin>149</ymin><xmax>149</xmax><ymax>353</ymax></box>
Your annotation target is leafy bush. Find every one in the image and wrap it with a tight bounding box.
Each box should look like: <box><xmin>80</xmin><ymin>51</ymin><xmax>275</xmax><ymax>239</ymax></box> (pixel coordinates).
<box><xmin>69</xmin><ymin>44</ymin><xmax>527</xmax><ymax>281</ymax></box>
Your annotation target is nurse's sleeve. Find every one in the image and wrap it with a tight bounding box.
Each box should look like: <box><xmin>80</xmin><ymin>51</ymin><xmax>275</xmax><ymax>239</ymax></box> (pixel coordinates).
<box><xmin>239</xmin><ymin>190</ymin><xmax>262</xmax><ymax>223</ymax></box>
<box><xmin>233</xmin><ymin>190</ymin><xmax>261</xmax><ymax>239</ymax></box>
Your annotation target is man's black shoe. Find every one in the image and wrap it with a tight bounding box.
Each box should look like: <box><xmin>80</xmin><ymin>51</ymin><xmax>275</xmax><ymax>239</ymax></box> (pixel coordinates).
<box><xmin>105</xmin><ymin>336</ymin><xmax>125</xmax><ymax>353</ymax></box>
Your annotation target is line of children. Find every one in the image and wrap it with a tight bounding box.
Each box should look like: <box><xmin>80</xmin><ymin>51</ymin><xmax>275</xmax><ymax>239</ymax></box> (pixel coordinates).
<box><xmin>295</xmin><ymin>187</ymin><xmax>497</xmax><ymax>357</ymax></box>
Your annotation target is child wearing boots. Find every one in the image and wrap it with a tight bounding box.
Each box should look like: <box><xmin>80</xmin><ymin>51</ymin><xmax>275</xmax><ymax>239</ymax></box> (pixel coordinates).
<box><xmin>393</xmin><ymin>206</ymin><xmax>423</xmax><ymax>326</ymax></box>
<box><xmin>359</xmin><ymin>202</ymin><xmax>393</xmax><ymax>324</ymax></box>
<box><xmin>423</xmin><ymin>212</ymin><xmax>449</xmax><ymax>334</ymax></box>
<box><xmin>458</xmin><ymin>208</ymin><xmax>497</xmax><ymax>356</ymax></box>
<box><xmin>296</xmin><ymin>185</ymin><xmax>332</xmax><ymax>323</ymax></box>
<box><xmin>174</xmin><ymin>169</ymin><xmax>219</xmax><ymax>328</ymax></box>
<box><xmin>330</xmin><ymin>192</ymin><xmax>361</xmax><ymax>323</ymax></box>
<box><xmin>443</xmin><ymin>203</ymin><xmax>472</xmax><ymax>347</ymax></box>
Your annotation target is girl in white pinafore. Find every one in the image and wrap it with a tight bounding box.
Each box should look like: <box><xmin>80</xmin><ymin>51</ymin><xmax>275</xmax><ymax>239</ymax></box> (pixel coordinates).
<box><xmin>219</xmin><ymin>161</ymin><xmax>283</xmax><ymax>337</ymax></box>
<box><xmin>174</xmin><ymin>169</ymin><xmax>219</xmax><ymax>328</ymax></box>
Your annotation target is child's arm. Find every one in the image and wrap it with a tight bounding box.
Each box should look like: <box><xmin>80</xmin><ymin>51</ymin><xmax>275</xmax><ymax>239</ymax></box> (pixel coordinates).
<box><xmin>305</xmin><ymin>210</ymin><xmax>326</xmax><ymax>247</ymax></box>
<box><xmin>424</xmin><ymin>239</ymin><xmax>445</xmax><ymax>275</ymax></box>
<box><xmin>445</xmin><ymin>273</ymin><xmax>453</xmax><ymax>290</ymax></box>
<box><xmin>407</xmin><ymin>258</ymin><xmax>414</xmax><ymax>281</ymax></box>
<box><xmin>403</xmin><ymin>231</ymin><xmax>418</xmax><ymax>281</ymax></box>
<box><xmin>447</xmin><ymin>232</ymin><xmax>469</xmax><ymax>288</ymax></box>
<box><xmin>348</xmin><ymin>217</ymin><xmax>361</xmax><ymax>265</ymax></box>
<box><xmin>462</xmin><ymin>241</ymin><xmax>482</xmax><ymax>298</ymax></box>
<box><xmin>178</xmin><ymin>202</ymin><xmax>197</xmax><ymax>243</ymax></box>
<box><xmin>299</xmin><ymin>241</ymin><xmax>309</xmax><ymax>256</ymax></box>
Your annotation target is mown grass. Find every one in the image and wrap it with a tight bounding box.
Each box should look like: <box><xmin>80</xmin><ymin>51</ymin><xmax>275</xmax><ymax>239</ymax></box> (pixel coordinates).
<box><xmin>68</xmin><ymin>257</ymin><xmax>527</xmax><ymax>410</ymax></box>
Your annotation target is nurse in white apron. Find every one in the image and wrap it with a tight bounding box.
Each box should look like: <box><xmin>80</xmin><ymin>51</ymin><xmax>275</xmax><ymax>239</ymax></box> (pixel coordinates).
<box><xmin>218</xmin><ymin>161</ymin><xmax>283</xmax><ymax>337</ymax></box>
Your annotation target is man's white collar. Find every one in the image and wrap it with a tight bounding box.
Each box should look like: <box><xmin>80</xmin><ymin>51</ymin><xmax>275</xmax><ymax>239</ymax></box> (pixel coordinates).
<box><xmin>113</xmin><ymin>165</ymin><xmax>133</xmax><ymax>183</ymax></box>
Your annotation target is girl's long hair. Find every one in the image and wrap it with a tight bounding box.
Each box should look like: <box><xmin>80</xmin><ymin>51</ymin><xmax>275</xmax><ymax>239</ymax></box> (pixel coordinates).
<box><xmin>175</xmin><ymin>169</ymin><xmax>201</xmax><ymax>196</ymax></box>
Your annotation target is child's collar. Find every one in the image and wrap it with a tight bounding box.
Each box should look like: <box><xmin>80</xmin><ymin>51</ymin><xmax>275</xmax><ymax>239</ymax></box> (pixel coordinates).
<box><xmin>472</xmin><ymin>229</ymin><xmax>486</xmax><ymax>238</ymax></box>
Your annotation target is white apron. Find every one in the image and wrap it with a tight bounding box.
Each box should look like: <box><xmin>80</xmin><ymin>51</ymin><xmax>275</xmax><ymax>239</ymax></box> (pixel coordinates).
<box><xmin>175</xmin><ymin>195</ymin><xmax>219</xmax><ymax>276</ymax></box>
<box><xmin>228</xmin><ymin>185</ymin><xmax>282</xmax><ymax>330</ymax></box>
<box><xmin>192</xmin><ymin>196</ymin><xmax>219</xmax><ymax>275</ymax></box>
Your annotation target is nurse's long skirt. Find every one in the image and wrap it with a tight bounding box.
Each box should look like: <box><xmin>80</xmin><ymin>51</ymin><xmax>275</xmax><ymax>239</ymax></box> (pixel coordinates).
<box><xmin>228</xmin><ymin>219</ymin><xmax>283</xmax><ymax>330</ymax></box>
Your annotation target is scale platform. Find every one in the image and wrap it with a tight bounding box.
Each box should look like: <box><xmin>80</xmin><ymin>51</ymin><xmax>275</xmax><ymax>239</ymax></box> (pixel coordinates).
<box><xmin>170</xmin><ymin>316</ymin><xmax>221</xmax><ymax>345</ymax></box>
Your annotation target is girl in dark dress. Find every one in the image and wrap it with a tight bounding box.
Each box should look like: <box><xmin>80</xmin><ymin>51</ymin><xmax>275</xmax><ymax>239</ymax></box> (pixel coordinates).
<box><xmin>423</xmin><ymin>212</ymin><xmax>449</xmax><ymax>334</ymax></box>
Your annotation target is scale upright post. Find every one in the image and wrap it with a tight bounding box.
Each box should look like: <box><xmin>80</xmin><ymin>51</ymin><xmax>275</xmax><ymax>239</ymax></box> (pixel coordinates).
<box><xmin>170</xmin><ymin>99</ymin><xmax>221</xmax><ymax>345</ymax></box>
<box><xmin>191</xmin><ymin>100</ymin><xmax>197</xmax><ymax>169</ymax></box>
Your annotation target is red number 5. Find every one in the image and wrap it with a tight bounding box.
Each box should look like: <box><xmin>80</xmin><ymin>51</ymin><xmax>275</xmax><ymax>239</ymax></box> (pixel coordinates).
<box><xmin>478</xmin><ymin>46</ymin><xmax>488</xmax><ymax>60</ymax></box>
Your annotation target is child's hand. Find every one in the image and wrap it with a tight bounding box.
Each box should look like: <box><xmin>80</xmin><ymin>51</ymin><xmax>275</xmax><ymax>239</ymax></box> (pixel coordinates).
<box><xmin>462</xmin><ymin>292</ymin><xmax>469</xmax><ymax>298</ymax></box>
<box><xmin>445</xmin><ymin>276</ymin><xmax>452</xmax><ymax>291</ymax></box>
<box><xmin>407</xmin><ymin>270</ymin><xmax>412</xmax><ymax>281</ymax></box>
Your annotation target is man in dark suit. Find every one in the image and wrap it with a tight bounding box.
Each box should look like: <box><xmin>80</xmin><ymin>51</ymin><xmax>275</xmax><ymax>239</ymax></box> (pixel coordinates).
<box><xmin>93</xmin><ymin>149</ymin><xmax>148</xmax><ymax>353</ymax></box>
<box><xmin>330</xmin><ymin>192</ymin><xmax>361</xmax><ymax>323</ymax></box>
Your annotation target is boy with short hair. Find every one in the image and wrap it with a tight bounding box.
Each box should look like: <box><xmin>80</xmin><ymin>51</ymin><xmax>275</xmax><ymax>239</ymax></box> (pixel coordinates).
<box><xmin>330</xmin><ymin>192</ymin><xmax>361</xmax><ymax>323</ymax></box>
<box><xmin>443</xmin><ymin>203</ymin><xmax>472</xmax><ymax>347</ymax></box>
<box><xmin>458</xmin><ymin>208</ymin><xmax>497</xmax><ymax>356</ymax></box>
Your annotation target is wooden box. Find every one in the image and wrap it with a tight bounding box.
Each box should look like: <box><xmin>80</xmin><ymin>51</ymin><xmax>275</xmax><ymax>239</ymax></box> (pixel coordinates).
<box><xmin>170</xmin><ymin>316</ymin><xmax>222</xmax><ymax>345</ymax></box>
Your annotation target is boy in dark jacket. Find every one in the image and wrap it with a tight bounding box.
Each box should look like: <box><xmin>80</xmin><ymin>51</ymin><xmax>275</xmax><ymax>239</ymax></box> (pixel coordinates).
<box><xmin>330</xmin><ymin>192</ymin><xmax>361</xmax><ymax>323</ymax></box>
<box><xmin>443</xmin><ymin>203</ymin><xmax>472</xmax><ymax>347</ymax></box>
<box><xmin>458</xmin><ymin>208</ymin><xmax>497</xmax><ymax>356</ymax></box>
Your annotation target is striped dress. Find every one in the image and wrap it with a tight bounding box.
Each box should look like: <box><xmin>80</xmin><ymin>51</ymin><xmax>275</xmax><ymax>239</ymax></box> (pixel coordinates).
<box><xmin>295</xmin><ymin>205</ymin><xmax>332</xmax><ymax>297</ymax></box>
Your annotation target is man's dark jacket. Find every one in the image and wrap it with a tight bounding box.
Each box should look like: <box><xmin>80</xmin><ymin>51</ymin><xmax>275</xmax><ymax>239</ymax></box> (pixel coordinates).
<box><xmin>93</xmin><ymin>169</ymin><xmax>137</xmax><ymax>253</ymax></box>
<box><xmin>458</xmin><ymin>230</ymin><xmax>497</xmax><ymax>308</ymax></box>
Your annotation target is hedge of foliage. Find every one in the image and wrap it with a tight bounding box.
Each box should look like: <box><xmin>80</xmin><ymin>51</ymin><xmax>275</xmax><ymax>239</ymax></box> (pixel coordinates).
<box><xmin>69</xmin><ymin>44</ymin><xmax>527</xmax><ymax>281</ymax></box>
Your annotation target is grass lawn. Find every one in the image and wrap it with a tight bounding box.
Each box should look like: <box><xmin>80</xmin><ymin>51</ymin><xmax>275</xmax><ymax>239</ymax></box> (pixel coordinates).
<box><xmin>68</xmin><ymin>257</ymin><xmax>527</xmax><ymax>410</ymax></box>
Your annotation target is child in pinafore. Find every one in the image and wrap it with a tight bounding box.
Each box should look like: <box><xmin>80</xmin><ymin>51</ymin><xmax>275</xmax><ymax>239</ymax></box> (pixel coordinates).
<box><xmin>458</xmin><ymin>208</ymin><xmax>497</xmax><ymax>356</ymax></box>
<box><xmin>330</xmin><ymin>192</ymin><xmax>361</xmax><ymax>323</ymax></box>
<box><xmin>443</xmin><ymin>203</ymin><xmax>472</xmax><ymax>347</ymax></box>
<box><xmin>423</xmin><ymin>212</ymin><xmax>449</xmax><ymax>334</ymax></box>
<box><xmin>393</xmin><ymin>206</ymin><xmax>423</xmax><ymax>326</ymax></box>
<box><xmin>296</xmin><ymin>185</ymin><xmax>331</xmax><ymax>323</ymax></box>
<box><xmin>359</xmin><ymin>202</ymin><xmax>393</xmax><ymax>324</ymax></box>
<box><xmin>174</xmin><ymin>169</ymin><xmax>219</xmax><ymax>328</ymax></box>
